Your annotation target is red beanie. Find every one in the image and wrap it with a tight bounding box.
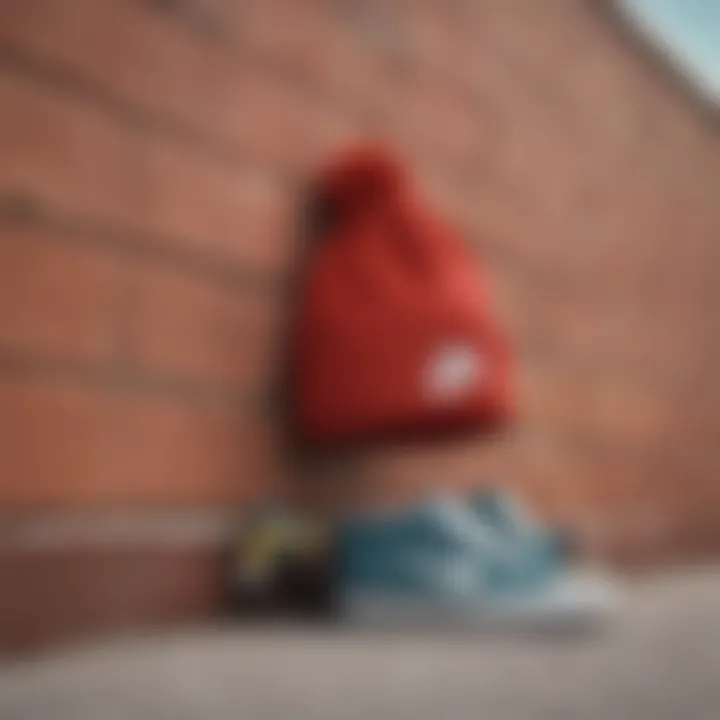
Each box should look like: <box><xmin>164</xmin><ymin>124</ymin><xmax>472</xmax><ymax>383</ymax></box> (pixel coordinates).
<box><xmin>293</xmin><ymin>145</ymin><xmax>514</xmax><ymax>446</ymax></box>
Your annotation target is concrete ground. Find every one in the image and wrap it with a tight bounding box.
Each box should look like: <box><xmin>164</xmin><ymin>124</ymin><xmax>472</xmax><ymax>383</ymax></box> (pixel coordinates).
<box><xmin>2</xmin><ymin>569</ymin><xmax>720</xmax><ymax>720</ymax></box>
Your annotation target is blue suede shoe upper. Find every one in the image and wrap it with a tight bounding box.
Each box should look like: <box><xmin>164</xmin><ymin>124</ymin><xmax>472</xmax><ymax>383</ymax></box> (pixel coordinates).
<box><xmin>338</xmin><ymin>495</ymin><xmax>571</xmax><ymax>601</ymax></box>
<box><xmin>471</xmin><ymin>488</ymin><xmax>574</xmax><ymax>578</ymax></box>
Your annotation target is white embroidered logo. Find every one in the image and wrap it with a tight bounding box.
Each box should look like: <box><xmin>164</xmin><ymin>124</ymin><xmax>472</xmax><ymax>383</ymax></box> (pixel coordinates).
<box><xmin>424</xmin><ymin>343</ymin><xmax>484</xmax><ymax>403</ymax></box>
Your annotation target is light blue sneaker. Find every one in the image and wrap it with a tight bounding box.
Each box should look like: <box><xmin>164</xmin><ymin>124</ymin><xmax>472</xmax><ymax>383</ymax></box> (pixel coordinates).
<box><xmin>338</xmin><ymin>496</ymin><xmax>615</xmax><ymax>632</ymax></box>
<box><xmin>470</xmin><ymin>487</ymin><xmax>575</xmax><ymax>582</ymax></box>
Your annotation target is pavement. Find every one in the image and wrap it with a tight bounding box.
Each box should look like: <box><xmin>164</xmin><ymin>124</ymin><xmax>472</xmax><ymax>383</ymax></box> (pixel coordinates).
<box><xmin>1</xmin><ymin>568</ymin><xmax>720</xmax><ymax>720</ymax></box>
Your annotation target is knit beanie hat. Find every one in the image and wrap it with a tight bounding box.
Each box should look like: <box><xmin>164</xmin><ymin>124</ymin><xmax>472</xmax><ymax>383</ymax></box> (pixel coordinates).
<box><xmin>292</xmin><ymin>145</ymin><xmax>514</xmax><ymax>446</ymax></box>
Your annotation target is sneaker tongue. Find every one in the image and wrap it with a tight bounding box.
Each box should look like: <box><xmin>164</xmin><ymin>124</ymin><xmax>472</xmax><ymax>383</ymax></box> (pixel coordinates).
<box><xmin>427</xmin><ymin>494</ymin><xmax>571</xmax><ymax>594</ymax></box>
<box><xmin>424</xmin><ymin>494</ymin><xmax>515</xmax><ymax>559</ymax></box>
<box><xmin>474</xmin><ymin>488</ymin><xmax>542</xmax><ymax>539</ymax></box>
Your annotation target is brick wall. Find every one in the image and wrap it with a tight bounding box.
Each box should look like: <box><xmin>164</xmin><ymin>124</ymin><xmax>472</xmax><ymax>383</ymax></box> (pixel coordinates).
<box><xmin>1</xmin><ymin>0</ymin><xmax>719</xmax><ymax>648</ymax></box>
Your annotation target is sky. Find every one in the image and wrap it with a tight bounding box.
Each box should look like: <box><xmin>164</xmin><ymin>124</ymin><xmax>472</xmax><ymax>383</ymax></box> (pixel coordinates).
<box><xmin>619</xmin><ymin>0</ymin><xmax>720</xmax><ymax>103</ymax></box>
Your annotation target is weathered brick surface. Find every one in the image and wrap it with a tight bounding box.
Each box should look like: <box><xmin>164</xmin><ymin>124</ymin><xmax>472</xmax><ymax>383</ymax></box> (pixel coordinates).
<box><xmin>0</xmin><ymin>0</ymin><xmax>719</xmax><ymax>645</ymax></box>
<box><xmin>0</xmin><ymin>67</ymin><xmax>292</xmax><ymax>271</ymax></box>
<box><xmin>0</xmin><ymin>374</ymin><xmax>276</xmax><ymax>507</ymax></box>
<box><xmin>122</xmin><ymin>260</ymin><xmax>282</xmax><ymax>392</ymax></box>
<box><xmin>0</xmin><ymin>68</ymin><xmax>142</xmax><ymax>231</ymax></box>
<box><xmin>0</xmin><ymin>222</ymin><xmax>127</xmax><ymax>363</ymax></box>
<box><xmin>0</xmin><ymin>0</ymin><xmax>365</xmax><ymax>177</ymax></box>
<box><xmin>0</xmin><ymin>545</ymin><xmax>228</xmax><ymax>651</ymax></box>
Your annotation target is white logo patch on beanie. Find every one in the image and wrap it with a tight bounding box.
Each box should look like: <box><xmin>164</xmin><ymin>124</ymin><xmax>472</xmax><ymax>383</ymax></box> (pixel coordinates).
<box><xmin>424</xmin><ymin>343</ymin><xmax>484</xmax><ymax>403</ymax></box>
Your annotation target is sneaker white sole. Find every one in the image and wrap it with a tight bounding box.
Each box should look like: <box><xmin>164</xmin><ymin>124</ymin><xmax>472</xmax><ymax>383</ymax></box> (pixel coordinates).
<box><xmin>342</xmin><ymin>574</ymin><xmax>618</xmax><ymax>634</ymax></box>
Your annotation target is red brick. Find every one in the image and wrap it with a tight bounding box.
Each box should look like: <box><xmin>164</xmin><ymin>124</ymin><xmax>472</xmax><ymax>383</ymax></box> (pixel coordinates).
<box><xmin>489</xmin><ymin>270</ymin><xmax>547</xmax><ymax>349</ymax></box>
<box><xmin>585</xmin><ymin>377</ymin><xmax>670</xmax><ymax>450</ymax></box>
<box><xmin>520</xmin><ymin>353</ymin><xmax>665</xmax><ymax>446</ymax></box>
<box><xmin>122</xmin><ymin>263</ymin><xmax>283</xmax><ymax>392</ymax></box>
<box><xmin>0</xmin><ymin>68</ymin><xmax>294</xmax><ymax>271</ymax></box>
<box><xmin>406</xmin><ymin>164</ymin><xmax>472</xmax><ymax>232</ymax></box>
<box><xmin>0</xmin><ymin>545</ymin><xmax>227</xmax><ymax>651</ymax></box>
<box><xmin>230</xmin><ymin>1</ymin><xmax>324</xmax><ymax>74</ymax></box>
<box><xmin>0</xmin><ymin>374</ymin><xmax>277</xmax><ymax>508</ymax></box>
<box><xmin>0</xmin><ymin>67</ymin><xmax>143</xmax><ymax>228</ymax></box>
<box><xmin>100</xmin><ymin>390</ymin><xmax>277</xmax><ymax>506</ymax></box>
<box><xmin>0</xmin><ymin>0</ymin><xmax>718</xmax><ymax>567</ymax></box>
<box><xmin>288</xmin><ymin>103</ymin><xmax>369</xmax><ymax>181</ymax></box>
<box><xmin>141</xmin><ymin>136</ymin><xmax>292</xmax><ymax>270</ymax></box>
<box><xmin>218</xmin><ymin>66</ymin><xmax>318</xmax><ymax>174</ymax></box>
<box><xmin>0</xmin><ymin>218</ymin><xmax>289</xmax><ymax>396</ymax></box>
<box><xmin>0</xmin><ymin>376</ymin><xmax>108</xmax><ymax>507</ymax></box>
<box><xmin>0</xmin><ymin>0</ymin><xmax>214</xmax><ymax>115</ymax></box>
<box><xmin>403</xmin><ymin>2</ymin><xmax>475</xmax><ymax>84</ymax></box>
<box><xmin>0</xmin><ymin>0</ymin><xmax>350</xmax><ymax>177</ymax></box>
<box><xmin>551</xmin><ymin>295</ymin><xmax>699</xmax><ymax>389</ymax></box>
<box><xmin>236</xmin><ymin>1</ymin><xmax>391</xmax><ymax>112</ymax></box>
<box><xmin>0</xmin><ymin>223</ymin><xmax>127</xmax><ymax>363</ymax></box>
<box><xmin>0</xmin><ymin>0</ymin><xmax>227</xmax><ymax>143</ymax></box>
<box><xmin>382</xmin><ymin>80</ymin><xmax>482</xmax><ymax>173</ymax></box>
<box><xmin>512</xmin><ymin>437</ymin><xmax>599</xmax><ymax>522</ymax></box>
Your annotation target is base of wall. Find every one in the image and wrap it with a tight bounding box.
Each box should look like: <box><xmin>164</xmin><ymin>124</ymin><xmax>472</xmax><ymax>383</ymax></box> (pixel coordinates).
<box><xmin>3</xmin><ymin>509</ymin><xmax>720</xmax><ymax>653</ymax></box>
<box><xmin>0</xmin><ymin>544</ymin><xmax>229</xmax><ymax>653</ymax></box>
